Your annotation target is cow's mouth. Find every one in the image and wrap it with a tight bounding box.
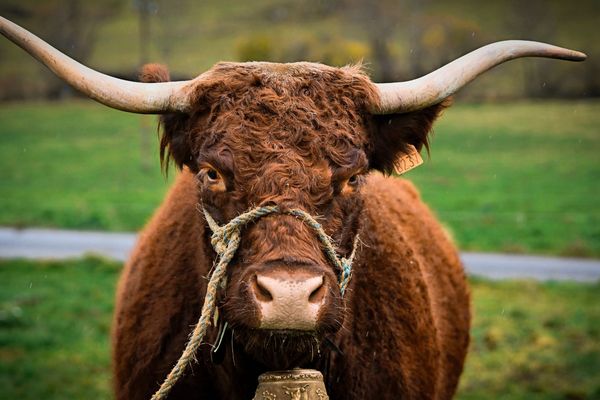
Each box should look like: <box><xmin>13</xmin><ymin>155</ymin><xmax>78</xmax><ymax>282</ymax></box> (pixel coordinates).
<box><xmin>232</xmin><ymin>327</ymin><xmax>327</xmax><ymax>370</ymax></box>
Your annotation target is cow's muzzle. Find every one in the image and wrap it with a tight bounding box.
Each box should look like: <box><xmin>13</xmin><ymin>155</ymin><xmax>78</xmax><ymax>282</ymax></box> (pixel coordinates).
<box><xmin>244</xmin><ymin>263</ymin><xmax>336</xmax><ymax>331</ymax></box>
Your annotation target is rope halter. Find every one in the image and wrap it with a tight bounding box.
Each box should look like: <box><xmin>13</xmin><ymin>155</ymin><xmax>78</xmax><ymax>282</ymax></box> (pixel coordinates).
<box><xmin>204</xmin><ymin>205</ymin><xmax>358</xmax><ymax>295</ymax></box>
<box><xmin>151</xmin><ymin>204</ymin><xmax>359</xmax><ymax>400</ymax></box>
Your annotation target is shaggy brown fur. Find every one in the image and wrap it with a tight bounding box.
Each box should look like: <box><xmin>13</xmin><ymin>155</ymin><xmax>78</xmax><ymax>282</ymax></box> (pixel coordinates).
<box><xmin>112</xmin><ymin>62</ymin><xmax>470</xmax><ymax>399</ymax></box>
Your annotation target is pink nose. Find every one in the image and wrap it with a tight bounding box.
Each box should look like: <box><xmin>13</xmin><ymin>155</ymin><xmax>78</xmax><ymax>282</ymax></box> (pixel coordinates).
<box><xmin>251</xmin><ymin>271</ymin><xmax>327</xmax><ymax>330</ymax></box>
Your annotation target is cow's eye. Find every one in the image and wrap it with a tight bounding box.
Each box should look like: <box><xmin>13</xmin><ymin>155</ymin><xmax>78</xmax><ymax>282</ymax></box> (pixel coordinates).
<box><xmin>199</xmin><ymin>166</ymin><xmax>226</xmax><ymax>192</ymax></box>
<box><xmin>340</xmin><ymin>174</ymin><xmax>361</xmax><ymax>194</ymax></box>
<box><xmin>206</xmin><ymin>168</ymin><xmax>219</xmax><ymax>181</ymax></box>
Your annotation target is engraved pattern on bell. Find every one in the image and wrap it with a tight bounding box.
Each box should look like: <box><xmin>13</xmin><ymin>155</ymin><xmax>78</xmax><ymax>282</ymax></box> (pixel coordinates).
<box><xmin>253</xmin><ymin>369</ymin><xmax>330</xmax><ymax>400</ymax></box>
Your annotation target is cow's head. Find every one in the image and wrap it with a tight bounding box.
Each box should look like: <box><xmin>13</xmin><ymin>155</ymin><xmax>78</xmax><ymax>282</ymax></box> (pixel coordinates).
<box><xmin>0</xmin><ymin>16</ymin><xmax>586</xmax><ymax>369</ymax></box>
<box><xmin>140</xmin><ymin>61</ymin><xmax>449</xmax><ymax>367</ymax></box>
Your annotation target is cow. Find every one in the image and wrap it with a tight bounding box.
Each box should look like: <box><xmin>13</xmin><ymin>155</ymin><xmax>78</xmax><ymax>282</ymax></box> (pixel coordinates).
<box><xmin>0</xmin><ymin>16</ymin><xmax>586</xmax><ymax>400</ymax></box>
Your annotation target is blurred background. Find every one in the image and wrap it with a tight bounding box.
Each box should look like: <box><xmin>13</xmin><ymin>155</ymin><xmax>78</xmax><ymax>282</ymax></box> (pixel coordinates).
<box><xmin>0</xmin><ymin>0</ymin><xmax>598</xmax><ymax>399</ymax></box>
<box><xmin>0</xmin><ymin>0</ymin><xmax>599</xmax><ymax>100</ymax></box>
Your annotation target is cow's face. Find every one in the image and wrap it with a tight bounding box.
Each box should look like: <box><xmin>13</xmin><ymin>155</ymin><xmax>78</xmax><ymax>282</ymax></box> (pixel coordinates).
<box><xmin>151</xmin><ymin>62</ymin><xmax>445</xmax><ymax>368</ymax></box>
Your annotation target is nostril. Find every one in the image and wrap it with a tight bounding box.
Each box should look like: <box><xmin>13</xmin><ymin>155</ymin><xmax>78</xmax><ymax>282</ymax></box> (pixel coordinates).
<box><xmin>308</xmin><ymin>276</ymin><xmax>326</xmax><ymax>303</ymax></box>
<box><xmin>253</xmin><ymin>275</ymin><xmax>273</xmax><ymax>302</ymax></box>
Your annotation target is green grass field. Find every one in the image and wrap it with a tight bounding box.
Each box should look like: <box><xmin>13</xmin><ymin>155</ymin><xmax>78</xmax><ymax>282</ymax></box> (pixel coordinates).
<box><xmin>0</xmin><ymin>100</ymin><xmax>598</xmax><ymax>256</ymax></box>
<box><xmin>1</xmin><ymin>258</ymin><xmax>598</xmax><ymax>399</ymax></box>
<box><xmin>0</xmin><ymin>101</ymin><xmax>172</xmax><ymax>231</ymax></box>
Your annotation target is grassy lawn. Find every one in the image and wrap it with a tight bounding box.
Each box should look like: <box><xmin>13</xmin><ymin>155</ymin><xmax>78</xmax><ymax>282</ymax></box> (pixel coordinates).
<box><xmin>0</xmin><ymin>258</ymin><xmax>598</xmax><ymax>399</ymax></box>
<box><xmin>459</xmin><ymin>278</ymin><xmax>600</xmax><ymax>399</ymax></box>
<box><xmin>0</xmin><ymin>100</ymin><xmax>598</xmax><ymax>256</ymax></box>
<box><xmin>409</xmin><ymin>101</ymin><xmax>600</xmax><ymax>257</ymax></box>
<box><xmin>0</xmin><ymin>259</ymin><xmax>117</xmax><ymax>399</ymax></box>
<box><xmin>0</xmin><ymin>101</ymin><xmax>172</xmax><ymax>231</ymax></box>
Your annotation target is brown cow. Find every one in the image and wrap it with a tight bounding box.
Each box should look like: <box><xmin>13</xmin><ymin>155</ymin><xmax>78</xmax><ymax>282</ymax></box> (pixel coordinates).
<box><xmin>0</xmin><ymin>16</ymin><xmax>586</xmax><ymax>400</ymax></box>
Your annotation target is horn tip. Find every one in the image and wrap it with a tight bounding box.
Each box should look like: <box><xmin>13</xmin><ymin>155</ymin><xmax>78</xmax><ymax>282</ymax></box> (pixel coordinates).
<box><xmin>570</xmin><ymin>50</ymin><xmax>587</xmax><ymax>62</ymax></box>
<box><xmin>557</xmin><ymin>46</ymin><xmax>587</xmax><ymax>62</ymax></box>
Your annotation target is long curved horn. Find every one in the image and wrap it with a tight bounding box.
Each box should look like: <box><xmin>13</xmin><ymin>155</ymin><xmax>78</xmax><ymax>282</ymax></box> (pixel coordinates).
<box><xmin>0</xmin><ymin>16</ymin><xmax>195</xmax><ymax>114</ymax></box>
<box><xmin>372</xmin><ymin>40</ymin><xmax>587</xmax><ymax>114</ymax></box>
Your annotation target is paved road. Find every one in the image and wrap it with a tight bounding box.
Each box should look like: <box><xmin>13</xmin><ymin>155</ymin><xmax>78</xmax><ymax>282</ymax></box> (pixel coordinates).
<box><xmin>0</xmin><ymin>228</ymin><xmax>135</xmax><ymax>262</ymax></box>
<box><xmin>1</xmin><ymin>227</ymin><xmax>599</xmax><ymax>282</ymax></box>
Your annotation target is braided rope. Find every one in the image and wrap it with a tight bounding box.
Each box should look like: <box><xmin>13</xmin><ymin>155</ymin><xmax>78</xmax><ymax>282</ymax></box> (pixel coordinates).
<box><xmin>151</xmin><ymin>205</ymin><xmax>358</xmax><ymax>400</ymax></box>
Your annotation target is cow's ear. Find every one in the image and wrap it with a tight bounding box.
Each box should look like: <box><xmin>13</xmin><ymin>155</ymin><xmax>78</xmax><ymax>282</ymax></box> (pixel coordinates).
<box><xmin>367</xmin><ymin>100</ymin><xmax>450</xmax><ymax>175</ymax></box>
<box><xmin>140</xmin><ymin>64</ymin><xmax>196</xmax><ymax>173</ymax></box>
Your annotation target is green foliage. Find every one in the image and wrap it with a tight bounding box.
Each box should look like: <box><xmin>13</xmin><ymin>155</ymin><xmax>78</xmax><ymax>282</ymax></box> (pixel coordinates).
<box><xmin>237</xmin><ymin>34</ymin><xmax>275</xmax><ymax>62</ymax></box>
<box><xmin>300</xmin><ymin>36</ymin><xmax>369</xmax><ymax>66</ymax></box>
<box><xmin>1</xmin><ymin>259</ymin><xmax>598</xmax><ymax>399</ymax></box>
<box><xmin>0</xmin><ymin>0</ymin><xmax>123</xmax><ymax>99</ymax></box>
<box><xmin>236</xmin><ymin>33</ymin><xmax>370</xmax><ymax>66</ymax></box>
<box><xmin>1</xmin><ymin>0</ymin><xmax>598</xmax><ymax>98</ymax></box>
<box><xmin>0</xmin><ymin>100</ymin><xmax>598</xmax><ymax>257</ymax></box>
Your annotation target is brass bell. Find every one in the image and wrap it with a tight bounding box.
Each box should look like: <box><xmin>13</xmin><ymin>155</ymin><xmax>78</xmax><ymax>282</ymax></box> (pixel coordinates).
<box><xmin>252</xmin><ymin>369</ymin><xmax>329</xmax><ymax>400</ymax></box>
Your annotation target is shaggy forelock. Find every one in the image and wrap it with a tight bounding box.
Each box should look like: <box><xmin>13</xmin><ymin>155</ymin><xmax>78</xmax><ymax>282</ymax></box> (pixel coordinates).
<box><xmin>186</xmin><ymin>61</ymin><xmax>377</xmax><ymax>210</ymax></box>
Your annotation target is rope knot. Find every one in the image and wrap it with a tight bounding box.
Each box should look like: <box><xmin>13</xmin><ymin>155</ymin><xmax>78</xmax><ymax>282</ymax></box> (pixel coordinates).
<box><xmin>209</xmin><ymin>226</ymin><xmax>238</xmax><ymax>255</ymax></box>
<box><xmin>203</xmin><ymin>208</ymin><xmax>244</xmax><ymax>255</ymax></box>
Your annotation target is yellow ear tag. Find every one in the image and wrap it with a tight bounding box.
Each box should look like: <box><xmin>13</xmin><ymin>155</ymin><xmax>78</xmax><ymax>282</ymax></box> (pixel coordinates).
<box><xmin>393</xmin><ymin>144</ymin><xmax>423</xmax><ymax>175</ymax></box>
